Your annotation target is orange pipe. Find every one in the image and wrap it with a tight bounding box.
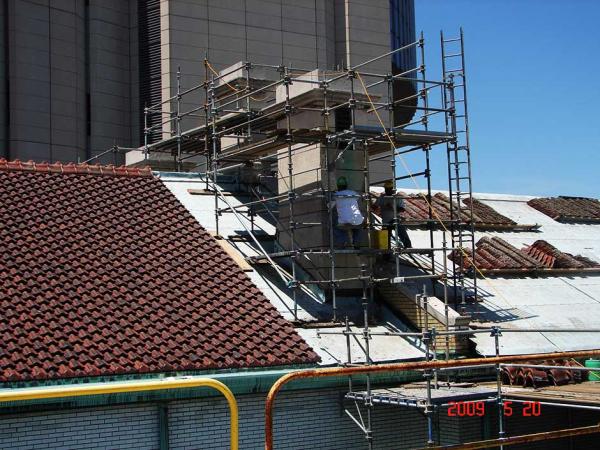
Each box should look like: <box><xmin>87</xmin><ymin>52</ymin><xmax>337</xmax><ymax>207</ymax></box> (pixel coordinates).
<box><xmin>414</xmin><ymin>423</ymin><xmax>600</xmax><ymax>450</ymax></box>
<box><xmin>264</xmin><ymin>348</ymin><xmax>600</xmax><ymax>450</ymax></box>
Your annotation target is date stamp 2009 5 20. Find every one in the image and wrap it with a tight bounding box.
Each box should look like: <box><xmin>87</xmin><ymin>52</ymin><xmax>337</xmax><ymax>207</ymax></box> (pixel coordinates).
<box><xmin>447</xmin><ymin>401</ymin><xmax>541</xmax><ymax>417</ymax></box>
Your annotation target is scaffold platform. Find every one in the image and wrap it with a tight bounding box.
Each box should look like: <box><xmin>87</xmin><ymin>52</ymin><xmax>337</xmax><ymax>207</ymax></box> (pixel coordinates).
<box><xmin>346</xmin><ymin>384</ymin><xmax>497</xmax><ymax>408</ymax></box>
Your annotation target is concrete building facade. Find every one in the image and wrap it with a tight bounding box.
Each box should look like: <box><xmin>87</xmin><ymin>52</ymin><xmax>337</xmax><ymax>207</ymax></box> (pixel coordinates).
<box><xmin>0</xmin><ymin>0</ymin><xmax>139</xmax><ymax>163</ymax></box>
<box><xmin>0</xmin><ymin>0</ymin><xmax>415</xmax><ymax>163</ymax></box>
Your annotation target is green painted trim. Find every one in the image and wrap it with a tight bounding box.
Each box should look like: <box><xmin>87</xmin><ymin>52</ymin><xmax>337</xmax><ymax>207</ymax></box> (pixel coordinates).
<box><xmin>0</xmin><ymin>368</ymin><xmax>422</xmax><ymax>415</ymax></box>
<box><xmin>0</xmin><ymin>364</ymin><xmax>315</xmax><ymax>390</ymax></box>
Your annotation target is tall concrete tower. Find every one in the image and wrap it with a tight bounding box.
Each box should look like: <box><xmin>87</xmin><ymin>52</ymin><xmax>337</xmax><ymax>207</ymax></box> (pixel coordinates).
<box><xmin>0</xmin><ymin>0</ymin><xmax>415</xmax><ymax>164</ymax></box>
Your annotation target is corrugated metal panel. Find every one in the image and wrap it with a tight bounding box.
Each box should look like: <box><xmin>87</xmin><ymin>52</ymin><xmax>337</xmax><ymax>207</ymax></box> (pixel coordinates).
<box><xmin>138</xmin><ymin>0</ymin><xmax>162</xmax><ymax>144</ymax></box>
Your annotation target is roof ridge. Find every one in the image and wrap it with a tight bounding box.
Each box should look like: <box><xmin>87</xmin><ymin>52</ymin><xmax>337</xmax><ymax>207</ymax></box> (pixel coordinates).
<box><xmin>0</xmin><ymin>159</ymin><xmax>153</xmax><ymax>178</ymax></box>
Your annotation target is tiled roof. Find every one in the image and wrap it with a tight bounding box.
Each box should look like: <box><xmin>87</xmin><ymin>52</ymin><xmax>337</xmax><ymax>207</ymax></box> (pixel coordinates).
<box><xmin>449</xmin><ymin>237</ymin><xmax>600</xmax><ymax>273</ymax></box>
<box><xmin>399</xmin><ymin>193</ymin><xmax>519</xmax><ymax>228</ymax></box>
<box><xmin>501</xmin><ymin>359</ymin><xmax>586</xmax><ymax>388</ymax></box>
<box><xmin>527</xmin><ymin>196</ymin><xmax>600</xmax><ymax>223</ymax></box>
<box><xmin>523</xmin><ymin>240</ymin><xmax>600</xmax><ymax>269</ymax></box>
<box><xmin>450</xmin><ymin>237</ymin><xmax>539</xmax><ymax>271</ymax></box>
<box><xmin>463</xmin><ymin>197</ymin><xmax>517</xmax><ymax>226</ymax></box>
<box><xmin>0</xmin><ymin>160</ymin><xmax>318</xmax><ymax>382</ymax></box>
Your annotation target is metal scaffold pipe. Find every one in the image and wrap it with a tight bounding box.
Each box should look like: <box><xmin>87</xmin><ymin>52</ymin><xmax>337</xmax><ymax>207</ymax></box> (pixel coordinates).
<box><xmin>264</xmin><ymin>349</ymin><xmax>600</xmax><ymax>450</ymax></box>
<box><xmin>0</xmin><ymin>378</ymin><xmax>239</xmax><ymax>450</ymax></box>
<box><xmin>414</xmin><ymin>423</ymin><xmax>600</xmax><ymax>450</ymax></box>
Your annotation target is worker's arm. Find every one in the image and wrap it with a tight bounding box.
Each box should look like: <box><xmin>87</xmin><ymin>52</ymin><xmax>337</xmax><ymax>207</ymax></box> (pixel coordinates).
<box><xmin>396</xmin><ymin>197</ymin><xmax>406</xmax><ymax>212</ymax></box>
<box><xmin>327</xmin><ymin>193</ymin><xmax>337</xmax><ymax>209</ymax></box>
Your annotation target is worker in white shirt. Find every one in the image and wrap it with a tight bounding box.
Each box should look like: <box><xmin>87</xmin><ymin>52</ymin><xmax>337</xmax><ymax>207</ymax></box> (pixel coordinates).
<box><xmin>330</xmin><ymin>176</ymin><xmax>364</xmax><ymax>248</ymax></box>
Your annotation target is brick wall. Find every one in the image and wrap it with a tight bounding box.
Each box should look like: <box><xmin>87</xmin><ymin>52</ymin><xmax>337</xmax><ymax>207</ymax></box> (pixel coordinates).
<box><xmin>0</xmin><ymin>404</ymin><xmax>158</xmax><ymax>450</ymax></box>
<box><xmin>0</xmin><ymin>387</ymin><xmax>471</xmax><ymax>450</ymax></box>
<box><xmin>2</xmin><ymin>387</ymin><xmax>597</xmax><ymax>449</ymax></box>
<box><xmin>377</xmin><ymin>284</ymin><xmax>470</xmax><ymax>354</ymax></box>
<box><xmin>168</xmin><ymin>387</ymin><xmax>444</xmax><ymax>450</ymax></box>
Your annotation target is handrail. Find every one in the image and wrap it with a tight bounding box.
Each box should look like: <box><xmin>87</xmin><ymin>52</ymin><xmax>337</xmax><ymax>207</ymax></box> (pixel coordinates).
<box><xmin>0</xmin><ymin>377</ymin><xmax>239</xmax><ymax>450</ymax></box>
<box><xmin>264</xmin><ymin>348</ymin><xmax>600</xmax><ymax>450</ymax></box>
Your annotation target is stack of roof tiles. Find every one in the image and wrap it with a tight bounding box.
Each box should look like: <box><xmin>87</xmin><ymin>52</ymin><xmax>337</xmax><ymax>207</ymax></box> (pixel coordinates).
<box><xmin>0</xmin><ymin>160</ymin><xmax>318</xmax><ymax>382</ymax></box>
<box><xmin>523</xmin><ymin>240</ymin><xmax>600</xmax><ymax>269</ymax></box>
<box><xmin>399</xmin><ymin>193</ymin><xmax>517</xmax><ymax>227</ymax></box>
<box><xmin>501</xmin><ymin>360</ymin><xmax>587</xmax><ymax>388</ymax></box>
<box><xmin>463</xmin><ymin>197</ymin><xmax>517</xmax><ymax>226</ymax></box>
<box><xmin>527</xmin><ymin>196</ymin><xmax>600</xmax><ymax>223</ymax></box>
<box><xmin>449</xmin><ymin>237</ymin><xmax>600</xmax><ymax>272</ymax></box>
<box><xmin>449</xmin><ymin>237</ymin><xmax>539</xmax><ymax>271</ymax></box>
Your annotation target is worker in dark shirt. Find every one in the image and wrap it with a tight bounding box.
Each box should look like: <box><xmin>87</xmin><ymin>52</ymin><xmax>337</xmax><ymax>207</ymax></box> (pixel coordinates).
<box><xmin>374</xmin><ymin>181</ymin><xmax>412</xmax><ymax>249</ymax></box>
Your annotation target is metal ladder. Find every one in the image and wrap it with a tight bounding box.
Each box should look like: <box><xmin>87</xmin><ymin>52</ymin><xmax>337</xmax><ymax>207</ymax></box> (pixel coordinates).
<box><xmin>441</xmin><ymin>28</ymin><xmax>478</xmax><ymax>305</ymax></box>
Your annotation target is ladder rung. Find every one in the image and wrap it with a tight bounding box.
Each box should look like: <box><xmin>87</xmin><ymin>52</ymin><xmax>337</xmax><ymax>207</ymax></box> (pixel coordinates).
<box><xmin>454</xmin><ymin>84</ymin><xmax>465</xmax><ymax>88</ymax></box>
<box><xmin>444</xmin><ymin>53</ymin><xmax>462</xmax><ymax>58</ymax></box>
<box><xmin>444</xmin><ymin>37</ymin><xmax>461</xmax><ymax>43</ymax></box>
<box><xmin>445</xmin><ymin>69</ymin><xmax>463</xmax><ymax>73</ymax></box>
<box><xmin>454</xmin><ymin>99</ymin><xmax>465</xmax><ymax>103</ymax></box>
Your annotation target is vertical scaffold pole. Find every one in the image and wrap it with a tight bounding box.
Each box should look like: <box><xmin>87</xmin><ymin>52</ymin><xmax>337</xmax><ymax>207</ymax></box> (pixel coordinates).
<box><xmin>143</xmin><ymin>105</ymin><xmax>149</xmax><ymax>160</ymax></box>
<box><xmin>245</xmin><ymin>62</ymin><xmax>252</xmax><ymax>142</ymax></box>
<box><xmin>493</xmin><ymin>326</ymin><xmax>505</xmax><ymax>449</ymax></box>
<box><xmin>361</xmin><ymin>264</ymin><xmax>373</xmax><ymax>450</ymax></box>
<box><xmin>209</xmin><ymin>71</ymin><xmax>220</xmax><ymax>237</ymax></box>
<box><xmin>176</xmin><ymin>66</ymin><xmax>182</xmax><ymax>172</ymax></box>
<box><xmin>423</xmin><ymin>286</ymin><xmax>435</xmax><ymax>446</ymax></box>
<box><xmin>363</xmin><ymin>142</ymin><xmax>372</xmax><ymax>253</ymax></box>
<box><xmin>386</xmin><ymin>67</ymin><xmax>401</xmax><ymax>281</ymax></box>
<box><xmin>283</xmin><ymin>66</ymin><xmax>298</xmax><ymax>320</ymax></box>
<box><xmin>345</xmin><ymin>316</ymin><xmax>353</xmax><ymax>392</ymax></box>
<box><xmin>204</xmin><ymin>59</ymin><xmax>210</xmax><ymax>190</ymax></box>
<box><xmin>419</xmin><ymin>32</ymin><xmax>436</xmax><ymax>279</ymax></box>
<box><xmin>322</xmin><ymin>80</ymin><xmax>338</xmax><ymax>321</ymax></box>
<box><xmin>442</xmin><ymin>233</ymin><xmax>450</xmax><ymax>361</ymax></box>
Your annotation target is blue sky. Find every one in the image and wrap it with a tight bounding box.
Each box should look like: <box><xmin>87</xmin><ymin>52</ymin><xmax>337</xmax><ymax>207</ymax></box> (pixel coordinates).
<box><xmin>405</xmin><ymin>0</ymin><xmax>599</xmax><ymax>197</ymax></box>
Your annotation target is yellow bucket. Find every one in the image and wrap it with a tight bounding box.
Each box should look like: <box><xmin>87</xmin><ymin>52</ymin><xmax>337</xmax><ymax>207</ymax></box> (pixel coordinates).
<box><xmin>374</xmin><ymin>229</ymin><xmax>389</xmax><ymax>249</ymax></box>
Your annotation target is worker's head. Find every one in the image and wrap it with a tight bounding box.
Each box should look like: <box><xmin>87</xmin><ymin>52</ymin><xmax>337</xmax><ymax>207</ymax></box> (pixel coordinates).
<box><xmin>336</xmin><ymin>176</ymin><xmax>348</xmax><ymax>190</ymax></box>
<box><xmin>384</xmin><ymin>180</ymin><xmax>394</xmax><ymax>195</ymax></box>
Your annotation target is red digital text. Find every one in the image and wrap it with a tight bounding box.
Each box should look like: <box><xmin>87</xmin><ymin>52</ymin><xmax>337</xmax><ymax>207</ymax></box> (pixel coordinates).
<box><xmin>447</xmin><ymin>401</ymin><xmax>541</xmax><ymax>417</ymax></box>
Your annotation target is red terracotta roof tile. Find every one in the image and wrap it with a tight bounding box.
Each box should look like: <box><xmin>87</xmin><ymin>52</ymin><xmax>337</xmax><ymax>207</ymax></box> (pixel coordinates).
<box><xmin>396</xmin><ymin>193</ymin><xmax>517</xmax><ymax>227</ymax></box>
<box><xmin>523</xmin><ymin>240</ymin><xmax>600</xmax><ymax>269</ymax></box>
<box><xmin>0</xmin><ymin>159</ymin><xmax>153</xmax><ymax>178</ymax></box>
<box><xmin>527</xmin><ymin>196</ymin><xmax>600</xmax><ymax>223</ymax></box>
<box><xmin>449</xmin><ymin>237</ymin><xmax>600</xmax><ymax>273</ymax></box>
<box><xmin>0</xmin><ymin>161</ymin><xmax>318</xmax><ymax>382</ymax></box>
<box><xmin>449</xmin><ymin>237</ymin><xmax>539</xmax><ymax>271</ymax></box>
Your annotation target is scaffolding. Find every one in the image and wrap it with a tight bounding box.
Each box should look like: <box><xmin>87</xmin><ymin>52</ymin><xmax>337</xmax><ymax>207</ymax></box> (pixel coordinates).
<box><xmin>116</xmin><ymin>27</ymin><xmax>600</xmax><ymax>449</ymax></box>
<box><xmin>135</xmin><ymin>31</ymin><xmax>474</xmax><ymax>310</ymax></box>
<box><xmin>131</xmin><ymin>28</ymin><xmax>473</xmax><ymax>447</ymax></box>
